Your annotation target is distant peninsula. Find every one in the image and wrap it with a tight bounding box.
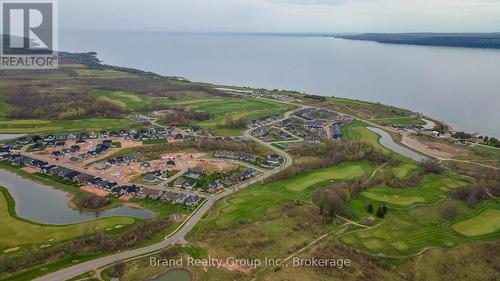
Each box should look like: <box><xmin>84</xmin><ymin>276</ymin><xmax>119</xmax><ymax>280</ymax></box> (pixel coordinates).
<box><xmin>333</xmin><ymin>33</ymin><xmax>500</xmax><ymax>49</ymax></box>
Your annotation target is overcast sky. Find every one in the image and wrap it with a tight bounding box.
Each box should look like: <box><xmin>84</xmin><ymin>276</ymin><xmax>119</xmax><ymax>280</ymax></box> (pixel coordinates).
<box><xmin>60</xmin><ymin>0</ymin><xmax>500</xmax><ymax>33</ymax></box>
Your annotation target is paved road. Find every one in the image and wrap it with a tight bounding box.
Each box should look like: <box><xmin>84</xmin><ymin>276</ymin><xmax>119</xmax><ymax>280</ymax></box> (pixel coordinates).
<box><xmin>34</xmin><ymin>109</ymin><xmax>297</xmax><ymax>281</ymax></box>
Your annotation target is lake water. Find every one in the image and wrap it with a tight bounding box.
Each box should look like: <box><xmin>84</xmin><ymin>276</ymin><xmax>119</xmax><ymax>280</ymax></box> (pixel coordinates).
<box><xmin>0</xmin><ymin>168</ymin><xmax>153</xmax><ymax>225</ymax></box>
<box><xmin>60</xmin><ymin>31</ymin><xmax>500</xmax><ymax>138</ymax></box>
<box><xmin>367</xmin><ymin>127</ymin><xmax>428</xmax><ymax>163</ymax></box>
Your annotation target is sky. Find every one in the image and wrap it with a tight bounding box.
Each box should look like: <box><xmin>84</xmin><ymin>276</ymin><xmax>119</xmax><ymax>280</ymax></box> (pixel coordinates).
<box><xmin>60</xmin><ymin>0</ymin><xmax>500</xmax><ymax>33</ymax></box>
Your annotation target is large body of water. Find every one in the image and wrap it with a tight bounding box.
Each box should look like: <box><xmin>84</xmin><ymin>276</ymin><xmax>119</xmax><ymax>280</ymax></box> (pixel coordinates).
<box><xmin>60</xmin><ymin>31</ymin><xmax>500</xmax><ymax>138</ymax></box>
<box><xmin>0</xmin><ymin>169</ymin><xmax>152</xmax><ymax>225</ymax></box>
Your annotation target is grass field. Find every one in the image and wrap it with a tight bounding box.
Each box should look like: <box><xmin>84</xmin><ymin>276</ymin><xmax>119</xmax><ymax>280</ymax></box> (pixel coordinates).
<box><xmin>190</xmin><ymin>161</ymin><xmax>374</xmax><ymax>230</ymax></box>
<box><xmin>360</xmin><ymin>173</ymin><xmax>469</xmax><ymax>207</ymax></box>
<box><xmin>343</xmin><ymin>121</ymin><xmax>390</xmax><ymax>154</ymax></box>
<box><xmin>451</xmin><ymin>208</ymin><xmax>500</xmax><ymax>236</ymax></box>
<box><xmin>164</xmin><ymin>96</ymin><xmax>296</xmax><ymax>135</ymax></box>
<box><xmin>0</xmin><ymin>118</ymin><xmax>137</xmax><ymax>134</ymax></box>
<box><xmin>0</xmin><ymin>187</ymin><xmax>136</xmax><ymax>251</ymax></box>
<box><xmin>372</xmin><ymin>117</ymin><xmax>426</xmax><ymax>126</ymax></box>
<box><xmin>74</xmin><ymin>69</ymin><xmax>134</xmax><ymax>78</ymax></box>
<box><xmin>86</xmin><ymin>90</ymin><xmax>296</xmax><ymax>136</ymax></box>
<box><xmin>320</xmin><ymin>96</ymin><xmax>416</xmax><ymax>120</ymax></box>
<box><xmin>339</xmin><ymin>199</ymin><xmax>500</xmax><ymax>257</ymax></box>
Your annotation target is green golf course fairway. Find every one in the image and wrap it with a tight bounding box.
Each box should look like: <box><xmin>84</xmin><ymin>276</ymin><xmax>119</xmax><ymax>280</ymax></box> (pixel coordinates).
<box><xmin>362</xmin><ymin>192</ymin><xmax>426</xmax><ymax>206</ymax></box>
<box><xmin>0</xmin><ymin>187</ymin><xmax>136</xmax><ymax>251</ymax></box>
<box><xmin>285</xmin><ymin>162</ymin><xmax>373</xmax><ymax>191</ymax></box>
<box><xmin>360</xmin><ymin>174</ymin><xmax>468</xmax><ymax>207</ymax></box>
<box><xmin>451</xmin><ymin>208</ymin><xmax>500</xmax><ymax>236</ymax></box>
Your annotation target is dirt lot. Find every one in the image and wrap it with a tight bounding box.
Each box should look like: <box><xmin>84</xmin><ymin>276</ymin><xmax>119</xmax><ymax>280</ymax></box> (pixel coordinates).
<box><xmin>403</xmin><ymin>135</ymin><xmax>468</xmax><ymax>159</ymax></box>
<box><xmin>21</xmin><ymin>167</ymin><xmax>37</xmax><ymax>174</ymax></box>
<box><xmin>87</xmin><ymin>152</ymin><xmax>238</xmax><ymax>183</ymax></box>
<box><xmin>81</xmin><ymin>185</ymin><xmax>110</xmax><ymax>196</ymax></box>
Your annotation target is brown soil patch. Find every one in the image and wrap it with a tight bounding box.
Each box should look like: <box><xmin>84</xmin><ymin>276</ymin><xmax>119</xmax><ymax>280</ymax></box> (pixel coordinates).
<box><xmin>403</xmin><ymin>135</ymin><xmax>467</xmax><ymax>159</ymax></box>
<box><xmin>21</xmin><ymin>167</ymin><xmax>37</xmax><ymax>174</ymax></box>
<box><xmin>419</xmin><ymin>140</ymin><xmax>468</xmax><ymax>157</ymax></box>
<box><xmin>81</xmin><ymin>185</ymin><xmax>110</xmax><ymax>197</ymax></box>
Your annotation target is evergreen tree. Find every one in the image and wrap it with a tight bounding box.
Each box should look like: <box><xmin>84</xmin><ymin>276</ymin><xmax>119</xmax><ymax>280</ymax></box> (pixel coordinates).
<box><xmin>366</xmin><ymin>203</ymin><xmax>374</xmax><ymax>213</ymax></box>
<box><xmin>376</xmin><ymin>206</ymin><xmax>385</xmax><ymax>218</ymax></box>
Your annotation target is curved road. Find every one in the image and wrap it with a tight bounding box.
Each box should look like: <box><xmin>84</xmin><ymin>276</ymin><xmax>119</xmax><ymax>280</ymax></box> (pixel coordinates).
<box><xmin>35</xmin><ymin>109</ymin><xmax>296</xmax><ymax>281</ymax></box>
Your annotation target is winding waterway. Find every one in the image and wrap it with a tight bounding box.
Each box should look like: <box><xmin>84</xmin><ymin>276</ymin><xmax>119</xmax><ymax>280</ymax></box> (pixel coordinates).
<box><xmin>0</xmin><ymin>169</ymin><xmax>153</xmax><ymax>225</ymax></box>
<box><xmin>367</xmin><ymin>127</ymin><xmax>428</xmax><ymax>162</ymax></box>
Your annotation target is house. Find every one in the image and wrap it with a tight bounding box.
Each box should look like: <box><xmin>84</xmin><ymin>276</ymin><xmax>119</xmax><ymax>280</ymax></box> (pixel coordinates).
<box><xmin>160</xmin><ymin>191</ymin><xmax>177</xmax><ymax>202</ymax></box>
<box><xmin>166</xmin><ymin>159</ymin><xmax>175</xmax><ymax>168</ymax></box>
<box><xmin>16</xmin><ymin>137</ymin><xmax>30</xmax><ymax>145</ymax></box>
<box><xmin>110</xmin><ymin>186</ymin><xmax>125</xmax><ymax>196</ymax></box>
<box><xmin>183</xmin><ymin>178</ymin><xmax>197</xmax><ymax>190</ymax></box>
<box><xmin>31</xmin><ymin>143</ymin><xmax>44</xmax><ymax>150</ymax></box>
<box><xmin>185</xmin><ymin>169</ymin><xmax>203</xmax><ymax>180</ymax></box>
<box><xmin>242</xmin><ymin>168</ymin><xmax>257</xmax><ymax>179</ymax></box>
<box><xmin>267</xmin><ymin>154</ymin><xmax>280</xmax><ymax>165</ymax></box>
<box><xmin>207</xmin><ymin>180</ymin><xmax>223</xmax><ymax>191</ymax></box>
<box><xmin>141</xmin><ymin>162</ymin><xmax>151</xmax><ymax>170</ymax></box>
<box><xmin>174</xmin><ymin>177</ymin><xmax>186</xmax><ymax>188</ymax></box>
<box><xmin>69</xmin><ymin>156</ymin><xmax>82</xmax><ymax>163</ymax></box>
<box><xmin>122</xmin><ymin>185</ymin><xmax>140</xmax><ymax>195</ymax></box>
<box><xmin>174</xmin><ymin>193</ymin><xmax>188</xmax><ymax>204</ymax></box>
<box><xmin>91</xmin><ymin>162</ymin><xmax>108</xmax><ymax>170</ymax></box>
<box><xmin>185</xmin><ymin>195</ymin><xmax>201</xmax><ymax>206</ymax></box>
<box><xmin>431</xmin><ymin>131</ymin><xmax>440</xmax><ymax>137</ymax></box>
<box><xmin>74</xmin><ymin>173</ymin><xmax>94</xmax><ymax>185</ymax></box>
<box><xmin>260</xmin><ymin>160</ymin><xmax>274</xmax><ymax>168</ymax></box>
<box><xmin>70</xmin><ymin>145</ymin><xmax>81</xmax><ymax>152</ymax></box>
<box><xmin>51</xmin><ymin>151</ymin><xmax>64</xmax><ymax>158</ymax></box>
<box><xmin>330</xmin><ymin>122</ymin><xmax>343</xmax><ymax>140</ymax></box>
<box><xmin>138</xmin><ymin>188</ymin><xmax>163</xmax><ymax>199</ymax></box>
<box><xmin>143</xmin><ymin>173</ymin><xmax>159</xmax><ymax>183</ymax></box>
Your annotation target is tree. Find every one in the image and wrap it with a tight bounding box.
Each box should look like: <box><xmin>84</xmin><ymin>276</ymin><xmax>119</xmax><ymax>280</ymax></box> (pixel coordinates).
<box><xmin>382</xmin><ymin>204</ymin><xmax>388</xmax><ymax>214</ymax></box>
<box><xmin>376</xmin><ymin>206</ymin><xmax>385</xmax><ymax>218</ymax></box>
<box><xmin>441</xmin><ymin>202</ymin><xmax>458</xmax><ymax>219</ymax></box>
<box><xmin>421</xmin><ymin>159</ymin><xmax>444</xmax><ymax>174</ymax></box>
<box><xmin>366</xmin><ymin>203</ymin><xmax>373</xmax><ymax>213</ymax></box>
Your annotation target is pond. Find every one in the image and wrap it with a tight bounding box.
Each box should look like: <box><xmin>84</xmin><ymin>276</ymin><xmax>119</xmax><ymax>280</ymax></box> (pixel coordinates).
<box><xmin>367</xmin><ymin>127</ymin><xmax>428</xmax><ymax>163</ymax></box>
<box><xmin>150</xmin><ymin>268</ymin><xmax>193</xmax><ymax>281</ymax></box>
<box><xmin>0</xmin><ymin>134</ymin><xmax>26</xmax><ymax>141</ymax></box>
<box><xmin>0</xmin><ymin>169</ymin><xmax>153</xmax><ymax>225</ymax></box>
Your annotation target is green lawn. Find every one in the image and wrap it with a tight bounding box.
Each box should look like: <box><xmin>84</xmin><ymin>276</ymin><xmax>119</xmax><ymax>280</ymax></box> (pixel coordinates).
<box><xmin>343</xmin><ymin>122</ymin><xmax>390</xmax><ymax>154</ymax></box>
<box><xmin>75</xmin><ymin>69</ymin><xmax>134</xmax><ymax>78</ymax></box>
<box><xmin>372</xmin><ymin>117</ymin><xmax>426</xmax><ymax>126</ymax></box>
<box><xmin>360</xmin><ymin>173</ymin><xmax>469</xmax><ymax>207</ymax></box>
<box><xmin>339</xmin><ymin>200</ymin><xmax>500</xmax><ymax>257</ymax></box>
<box><xmin>0</xmin><ymin>118</ymin><xmax>136</xmax><ymax>134</ymax></box>
<box><xmin>451</xmin><ymin>208</ymin><xmax>500</xmax><ymax>236</ymax></box>
<box><xmin>285</xmin><ymin>162</ymin><xmax>373</xmax><ymax>191</ymax></box>
<box><xmin>164</xmin><ymin>96</ymin><xmax>296</xmax><ymax>135</ymax></box>
<box><xmin>0</xmin><ymin>187</ymin><xmax>136</xmax><ymax>251</ymax></box>
<box><xmin>191</xmin><ymin>161</ymin><xmax>374</xmax><ymax>230</ymax></box>
<box><xmin>86</xmin><ymin>90</ymin><xmax>296</xmax><ymax>136</ymax></box>
<box><xmin>89</xmin><ymin>90</ymin><xmax>146</xmax><ymax>111</ymax></box>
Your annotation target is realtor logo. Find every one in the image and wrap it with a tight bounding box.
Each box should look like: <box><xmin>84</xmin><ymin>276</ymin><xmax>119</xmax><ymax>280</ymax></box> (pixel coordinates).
<box><xmin>1</xmin><ymin>0</ymin><xmax>58</xmax><ymax>69</ymax></box>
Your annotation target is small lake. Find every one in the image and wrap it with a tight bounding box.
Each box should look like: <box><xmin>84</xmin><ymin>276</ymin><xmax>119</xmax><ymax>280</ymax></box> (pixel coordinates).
<box><xmin>0</xmin><ymin>169</ymin><xmax>153</xmax><ymax>225</ymax></box>
<box><xmin>0</xmin><ymin>134</ymin><xmax>26</xmax><ymax>141</ymax></box>
<box><xmin>150</xmin><ymin>269</ymin><xmax>193</xmax><ymax>281</ymax></box>
<box><xmin>367</xmin><ymin>127</ymin><xmax>428</xmax><ymax>163</ymax></box>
